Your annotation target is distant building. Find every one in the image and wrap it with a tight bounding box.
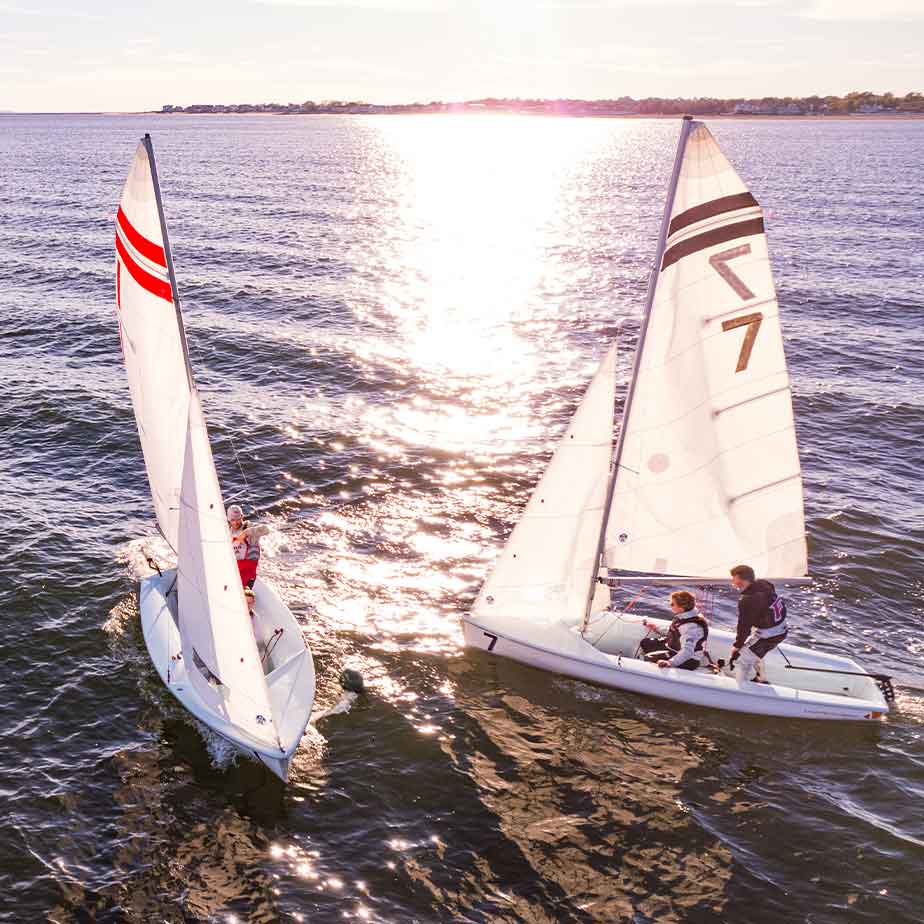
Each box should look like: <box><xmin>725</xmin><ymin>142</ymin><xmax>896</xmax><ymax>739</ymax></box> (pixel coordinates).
<box><xmin>734</xmin><ymin>101</ymin><xmax>776</xmax><ymax>115</ymax></box>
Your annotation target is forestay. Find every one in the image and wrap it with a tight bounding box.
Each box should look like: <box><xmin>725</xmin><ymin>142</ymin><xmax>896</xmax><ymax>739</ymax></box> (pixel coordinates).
<box><xmin>473</xmin><ymin>345</ymin><xmax>617</xmax><ymax>624</ymax></box>
<box><xmin>177</xmin><ymin>391</ymin><xmax>278</xmax><ymax>746</ymax></box>
<box><xmin>604</xmin><ymin>121</ymin><xmax>807</xmax><ymax>579</ymax></box>
<box><xmin>115</xmin><ymin>141</ymin><xmax>189</xmax><ymax>550</ymax></box>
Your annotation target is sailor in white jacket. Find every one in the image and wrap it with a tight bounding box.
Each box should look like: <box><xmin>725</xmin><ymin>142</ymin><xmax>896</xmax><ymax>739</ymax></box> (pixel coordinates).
<box><xmin>640</xmin><ymin>591</ymin><xmax>709</xmax><ymax>671</ymax></box>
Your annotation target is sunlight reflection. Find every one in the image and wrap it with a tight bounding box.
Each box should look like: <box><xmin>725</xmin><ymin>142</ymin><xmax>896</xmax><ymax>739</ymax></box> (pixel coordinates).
<box><xmin>366</xmin><ymin>115</ymin><xmax>615</xmax><ymax>379</ymax></box>
<box><xmin>263</xmin><ymin>116</ymin><xmax>643</xmax><ymax>688</ymax></box>
<box><xmin>348</xmin><ymin>114</ymin><xmax>627</xmax><ymax>470</ymax></box>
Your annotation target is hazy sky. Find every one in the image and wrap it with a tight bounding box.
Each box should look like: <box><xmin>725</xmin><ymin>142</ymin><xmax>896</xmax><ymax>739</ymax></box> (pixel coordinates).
<box><xmin>2</xmin><ymin>0</ymin><xmax>922</xmax><ymax>112</ymax></box>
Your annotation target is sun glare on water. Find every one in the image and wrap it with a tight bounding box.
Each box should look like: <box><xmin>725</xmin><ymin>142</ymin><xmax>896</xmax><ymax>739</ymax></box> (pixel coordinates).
<box><xmin>276</xmin><ymin>114</ymin><xmax>634</xmax><ymax>674</ymax></box>
<box><xmin>360</xmin><ymin>114</ymin><xmax>617</xmax><ymax>385</ymax></box>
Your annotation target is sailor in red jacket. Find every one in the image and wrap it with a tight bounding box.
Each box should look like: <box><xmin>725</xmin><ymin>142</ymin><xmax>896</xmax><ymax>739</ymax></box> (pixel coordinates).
<box><xmin>729</xmin><ymin>564</ymin><xmax>788</xmax><ymax>683</ymax></box>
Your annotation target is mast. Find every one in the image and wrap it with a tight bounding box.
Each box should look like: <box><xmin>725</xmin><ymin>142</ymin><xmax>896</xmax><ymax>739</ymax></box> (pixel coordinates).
<box><xmin>143</xmin><ymin>133</ymin><xmax>196</xmax><ymax>392</ymax></box>
<box><xmin>582</xmin><ymin>115</ymin><xmax>696</xmax><ymax>627</ymax></box>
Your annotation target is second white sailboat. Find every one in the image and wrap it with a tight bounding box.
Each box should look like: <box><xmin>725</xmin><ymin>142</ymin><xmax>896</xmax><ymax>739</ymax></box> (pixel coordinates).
<box><xmin>463</xmin><ymin>117</ymin><xmax>892</xmax><ymax>722</ymax></box>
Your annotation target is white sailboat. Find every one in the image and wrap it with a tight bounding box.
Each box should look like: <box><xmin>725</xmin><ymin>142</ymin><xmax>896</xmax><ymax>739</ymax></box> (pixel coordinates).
<box><xmin>115</xmin><ymin>135</ymin><xmax>315</xmax><ymax>779</ymax></box>
<box><xmin>463</xmin><ymin>117</ymin><xmax>893</xmax><ymax>721</ymax></box>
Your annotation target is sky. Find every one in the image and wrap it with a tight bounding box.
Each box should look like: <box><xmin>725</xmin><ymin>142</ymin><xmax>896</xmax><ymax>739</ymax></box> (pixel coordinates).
<box><xmin>2</xmin><ymin>0</ymin><xmax>923</xmax><ymax>112</ymax></box>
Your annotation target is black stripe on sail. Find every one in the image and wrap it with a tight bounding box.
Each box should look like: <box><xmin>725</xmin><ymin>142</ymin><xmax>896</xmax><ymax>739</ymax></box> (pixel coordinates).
<box><xmin>667</xmin><ymin>192</ymin><xmax>759</xmax><ymax>237</ymax></box>
<box><xmin>661</xmin><ymin>217</ymin><xmax>765</xmax><ymax>271</ymax></box>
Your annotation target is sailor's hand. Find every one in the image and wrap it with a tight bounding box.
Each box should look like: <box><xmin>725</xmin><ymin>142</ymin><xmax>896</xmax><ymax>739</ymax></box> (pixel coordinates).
<box><xmin>642</xmin><ymin>619</ymin><xmax>655</xmax><ymax>631</ymax></box>
<box><xmin>657</xmin><ymin>659</ymin><xmax>670</xmax><ymax>669</ymax></box>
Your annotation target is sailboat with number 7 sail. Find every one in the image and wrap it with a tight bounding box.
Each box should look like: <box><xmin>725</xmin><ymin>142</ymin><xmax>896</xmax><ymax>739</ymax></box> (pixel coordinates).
<box><xmin>463</xmin><ymin>117</ymin><xmax>893</xmax><ymax>721</ymax></box>
<box><xmin>115</xmin><ymin>135</ymin><xmax>316</xmax><ymax>778</ymax></box>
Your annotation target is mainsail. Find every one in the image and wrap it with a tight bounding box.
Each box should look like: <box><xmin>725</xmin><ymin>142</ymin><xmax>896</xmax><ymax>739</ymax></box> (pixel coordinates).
<box><xmin>116</xmin><ymin>136</ymin><xmax>277</xmax><ymax>745</ymax></box>
<box><xmin>603</xmin><ymin>120</ymin><xmax>807</xmax><ymax>579</ymax></box>
<box><xmin>473</xmin><ymin>344</ymin><xmax>617</xmax><ymax>624</ymax></box>
<box><xmin>115</xmin><ymin>140</ymin><xmax>189</xmax><ymax>550</ymax></box>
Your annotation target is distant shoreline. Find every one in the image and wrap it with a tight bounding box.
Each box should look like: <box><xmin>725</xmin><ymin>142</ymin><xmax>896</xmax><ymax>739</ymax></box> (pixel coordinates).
<box><xmin>4</xmin><ymin>111</ymin><xmax>922</xmax><ymax>121</ymax></box>
<box><xmin>148</xmin><ymin>110</ymin><xmax>924</xmax><ymax>120</ymax></box>
<box><xmin>149</xmin><ymin>93</ymin><xmax>924</xmax><ymax>120</ymax></box>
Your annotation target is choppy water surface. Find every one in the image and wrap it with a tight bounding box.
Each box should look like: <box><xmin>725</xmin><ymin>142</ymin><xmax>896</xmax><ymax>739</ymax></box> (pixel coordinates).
<box><xmin>1</xmin><ymin>113</ymin><xmax>923</xmax><ymax>923</ymax></box>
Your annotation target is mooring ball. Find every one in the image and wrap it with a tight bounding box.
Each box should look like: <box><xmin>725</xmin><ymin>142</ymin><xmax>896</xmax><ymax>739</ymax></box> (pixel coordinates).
<box><xmin>339</xmin><ymin>668</ymin><xmax>365</xmax><ymax>693</ymax></box>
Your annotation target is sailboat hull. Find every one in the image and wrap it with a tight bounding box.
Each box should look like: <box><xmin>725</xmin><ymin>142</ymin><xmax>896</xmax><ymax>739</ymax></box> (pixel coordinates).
<box><xmin>462</xmin><ymin>612</ymin><xmax>890</xmax><ymax>722</ymax></box>
<box><xmin>140</xmin><ymin>569</ymin><xmax>316</xmax><ymax>780</ymax></box>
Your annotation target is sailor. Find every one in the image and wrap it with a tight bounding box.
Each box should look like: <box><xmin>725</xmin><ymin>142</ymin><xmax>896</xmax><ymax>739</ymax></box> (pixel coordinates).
<box><xmin>640</xmin><ymin>590</ymin><xmax>708</xmax><ymax>671</ymax></box>
<box><xmin>729</xmin><ymin>564</ymin><xmax>788</xmax><ymax>683</ymax></box>
<box><xmin>227</xmin><ymin>504</ymin><xmax>270</xmax><ymax>589</ymax></box>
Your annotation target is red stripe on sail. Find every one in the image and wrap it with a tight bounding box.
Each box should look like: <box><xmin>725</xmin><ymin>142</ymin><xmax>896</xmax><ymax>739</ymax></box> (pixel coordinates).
<box><xmin>116</xmin><ymin>233</ymin><xmax>173</xmax><ymax>302</ymax></box>
<box><xmin>117</xmin><ymin>206</ymin><xmax>167</xmax><ymax>268</ymax></box>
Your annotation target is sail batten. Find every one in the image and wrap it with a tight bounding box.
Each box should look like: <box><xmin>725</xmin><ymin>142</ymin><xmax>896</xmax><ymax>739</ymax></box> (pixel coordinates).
<box><xmin>604</xmin><ymin>120</ymin><xmax>807</xmax><ymax>580</ymax></box>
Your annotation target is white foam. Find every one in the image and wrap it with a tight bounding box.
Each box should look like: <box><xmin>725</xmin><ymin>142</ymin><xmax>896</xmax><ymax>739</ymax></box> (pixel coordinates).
<box><xmin>310</xmin><ymin>691</ymin><xmax>359</xmax><ymax>724</ymax></box>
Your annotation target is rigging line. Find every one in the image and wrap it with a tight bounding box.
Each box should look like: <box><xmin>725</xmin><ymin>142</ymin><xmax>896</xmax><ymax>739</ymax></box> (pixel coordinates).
<box><xmin>781</xmin><ymin>662</ymin><xmax>895</xmax><ymax>684</ymax></box>
<box><xmin>766</xmin><ymin>644</ymin><xmax>893</xmax><ymax>703</ymax></box>
<box><xmin>225</xmin><ymin>426</ymin><xmax>254</xmax><ymax>506</ymax></box>
<box><xmin>173</xmin><ymin>326</ymin><xmax>254</xmax><ymax>507</ymax></box>
<box><xmin>142</xmin><ymin>134</ymin><xmax>252</xmax><ymax>512</ymax></box>
<box><xmin>582</xmin><ymin>583</ymin><xmax>649</xmax><ymax>642</ymax></box>
<box><xmin>262</xmin><ymin>628</ymin><xmax>284</xmax><ymax>666</ymax></box>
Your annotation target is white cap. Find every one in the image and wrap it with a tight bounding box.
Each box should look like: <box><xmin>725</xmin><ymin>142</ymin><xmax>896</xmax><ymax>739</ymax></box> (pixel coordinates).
<box><xmin>227</xmin><ymin>504</ymin><xmax>244</xmax><ymax>521</ymax></box>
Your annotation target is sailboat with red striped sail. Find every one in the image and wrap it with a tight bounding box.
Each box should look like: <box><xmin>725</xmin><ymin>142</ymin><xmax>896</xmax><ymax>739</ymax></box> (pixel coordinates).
<box><xmin>115</xmin><ymin>134</ymin><xmax>315</xmax><ymax>780</ymax></box>
<box><xmin>463</xmin><ymin>117</ymin><xmax>893</xmax><ymax>721</ymax></box>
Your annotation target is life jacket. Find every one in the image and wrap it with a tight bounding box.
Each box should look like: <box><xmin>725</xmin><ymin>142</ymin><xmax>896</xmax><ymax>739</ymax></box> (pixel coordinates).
<box><xmin>665</xmin><ymin>613</ymin><xmax>708</xmax><ymax>653</ymax></box>
<box><xmin>751</xmin><ymin>580</ymin><xmax>787</xmax><ymax>630</ymax></box>
<box><xmin>230</xmin><ymin>519</ymin><xmax>261</xmax><ymax>563</ymax></box>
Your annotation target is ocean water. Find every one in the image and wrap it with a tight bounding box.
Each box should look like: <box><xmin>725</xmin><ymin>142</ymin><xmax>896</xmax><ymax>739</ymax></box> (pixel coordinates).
<box><xmin>1</xmin><ymin>112</ymin><xmax>923</xmax><ymax>923</ymax></box>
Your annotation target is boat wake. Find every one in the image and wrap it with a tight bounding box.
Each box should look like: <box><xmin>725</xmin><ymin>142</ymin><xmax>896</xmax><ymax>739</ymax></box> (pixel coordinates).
<box><xmin>890</xmin><ymin>685</ymin><xmax>924</xmax><ymax>725</ymax></box>
<box><xmin>116</xmin><ymin>535</ymin><xmax>175</xmax><ymax>581</ymax></box>
<box><xmin>192</xmin><ymin>719</ymin><xmax>245</xmax><ymax>772</ymax></box>
<box><xmin>309</xmin><ymin>690</ymin><xmax>360</xmax><ymax>724</ymax></box>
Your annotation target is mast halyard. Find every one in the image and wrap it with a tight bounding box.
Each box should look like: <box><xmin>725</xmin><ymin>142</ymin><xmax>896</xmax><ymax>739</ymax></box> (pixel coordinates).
<box><xmin>581</xmin><ymin>115</ymin><xmax>697</xmax><ymax>629</ymax></box>
<box><xmin>143</xmin><ymin>134</ymin><xmax>196</xmax><ymax>392</ymax></box>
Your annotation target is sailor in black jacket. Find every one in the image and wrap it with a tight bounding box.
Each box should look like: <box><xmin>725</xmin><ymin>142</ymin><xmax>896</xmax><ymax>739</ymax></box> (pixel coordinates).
<box><xmin>730</xmin><ymin>564</ymin><xmax>788</xmax><ymax>682</ymax></box>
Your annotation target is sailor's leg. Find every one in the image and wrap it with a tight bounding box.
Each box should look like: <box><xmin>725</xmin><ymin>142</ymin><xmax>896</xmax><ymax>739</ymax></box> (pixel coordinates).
<box><xmin>640</xmin><ymin>636</ymin><xmax>668</xmax><ymax>655</ymax></box>
<box><xmin>238</xmin><ymin>559</ymin><xmax>258</xmax><ymax>587</ymax></box>
<box><xmin>675</xmin><ymin>658</ymin><xmax>701</xmax><ymax>671</ymax></box>
<box><xmin>734</xmin><ymin>645</ymin><xmax>761</xmax><ymax>683</ymax></box>
<box><xmin>747</xmin><ymin>635</ymin><xmax>785</xmax><ymax>683</ymax></box>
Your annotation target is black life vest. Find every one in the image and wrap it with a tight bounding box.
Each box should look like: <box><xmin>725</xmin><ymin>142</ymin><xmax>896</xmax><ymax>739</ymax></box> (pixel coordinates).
<box><xmin>665</xmin><ymin>613</ymin><xmax>708</xmax><ymax>653</ymax></box>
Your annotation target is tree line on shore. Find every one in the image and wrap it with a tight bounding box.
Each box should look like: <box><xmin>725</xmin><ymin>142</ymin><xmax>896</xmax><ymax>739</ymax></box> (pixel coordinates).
<box><xmin>160</xmin><ymin>90</ymin><xmax>924</xmax><ymax>116</ymax></box>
